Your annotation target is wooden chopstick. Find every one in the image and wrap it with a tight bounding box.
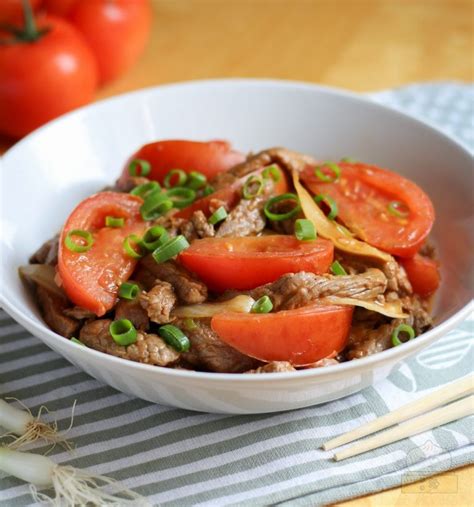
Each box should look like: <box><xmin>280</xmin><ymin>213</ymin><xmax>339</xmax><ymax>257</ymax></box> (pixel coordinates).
<box><xmin>333</xmin><ymin>394</ymin><xmax>474</xmax><ymax>461</ymax></box>
<box><xmin>323</xmin><ymin>374</ymin><xmax>473</xmax><ymax>451</ymax></box>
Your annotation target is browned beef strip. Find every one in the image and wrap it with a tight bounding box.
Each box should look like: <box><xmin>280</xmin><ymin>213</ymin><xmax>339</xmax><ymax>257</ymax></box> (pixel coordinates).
<box><xmin>80</xmin><ymin>319</ymin><xmax>180</xmax><ymax>366</ymax></box>
<box><xmin>181</xmin><ymin>210</ymin><xmax>215</xmax><ymax>242</ymax></box>
<box><xmin>244</xmin><ymin>361</ymin><xmax>296</xmax><ymax>373</ymax></box>
<box><xmin>112</xmin><ymin>176</ymin><xmax>150</xmax><ymax>193</ymax></box>
<box><xmin>139</xmin><ymin>281</ymin><xmax>176</xmax><ymax>324</ymax></box>
<box><xmin>29</xmin><ymin>235</ymin><xmax>59</xmax><ymax>266</ymax></box>
<box><xmin>178</xmin><ymin>318</ymin><xmax>259</xmax><ymax>373</ymax></box>
<box><xmin>63</xmin><ymin>306</ymin><xmax>96</xmax><ymax>320</ymax></box>
<box><xmin>249</xmin><ymin>269</ymin><xmax>387</xmax><ymax>311</ymax></box>
<box><xmin>215</xmin><ymin>195</ymin><xmax>267</xmax><ymax>237</ymax></box>
<box><xmin>36</xmin><ymin>286</ymin><xmax>80</xmax><ymax>338</ymax></box>
<box><xmin>115</xmin><ymin>298</ymin><xmax>150</xmax><ymax>331</ymax></box>
<box><xmin>140</xmin><ymin>256</ymin><xmax>207</xmax><ymax>304</ymax></box>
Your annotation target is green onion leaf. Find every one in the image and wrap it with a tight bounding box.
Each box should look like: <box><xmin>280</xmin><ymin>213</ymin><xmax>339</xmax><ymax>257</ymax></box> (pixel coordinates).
<box><xmin>152</xmin><ymin>235</ymin><xmax>190</xmax><ymax>263</ymax></box>
<box><xmin>182</xmin><ymin>318</ymin><xmax>198</xmax><ymax>331</ymax></box>
<box><xmin>208</xmin><ymin>206</ymin><xmax>228</xmax><ymax>225</ymax></box>
<box><xmin>391</xmin><ymin>324</ymin><xmax>416</xmax><ymax>347</ymax></box>
<box><xmin>166</xmin><ymin>187</ymin><xmax>196</xmax><ymax>209</ymax></box>
<box><xmin>130</xmin><ymin>181</ymin><xmax>160</xmax><ymax>199</ymax></box>
<box><xmin>202</xmin><ymin>185</ymin><xmax>215</xmax><ymax>196</ymax></box>
<box><xmin>70</xmin><ymin>337</ymin><xmax>86</xmax><ymax>346</ymax></box>
<box><xmin>64</xmin><ymin>229</ymin><xmax>94</xmax><ymax>253</ymax></box>
<box><xmin>158</xmin><ymin>324</ymin><xmax>190</xmax><ymax>352</ymax></box>
<box><xmin>105</xmin><ymin>216</ymin><xmax>124</xmax><ymax>228</ymax></box>
<box><xmin>251</xmin><ymin>295</ymin><xmax>273</xmax><ymax>314</ymax></box>
<box><xmin>123</xmin><ymin>234</ymin><xmax>145</xmax><ymax>259</ymax></box>
<box><xmin>314</xmin><ymin>194</ymin><xmax>338</xmax><ymax>220</ymax></box>
<box><xmin>341</xmin><ymin>157</ymin><xmax>357</xmax><ymax>163</ymax></box>
<box><xmin>109</xmin><ymin>319</ymin><xmax>138</xmax><ymax>346</ymax></box>
<box><xmin>141</xmin><ymin>226</ymin><xmax>169</xmax><ymax>251</ymax></box>
<box><xmin>264</xmin><ymin>193</ymin><xmax>301</xmax><ymax>221</ymax></box>
<box><xmin>314</xmin><ymin>162</ymin><xmax>341</xmax><ymax>183</ymax></box>
<box><xmin>186</xmin><ymin>171</ymin><xmax>207</xmax><ymax>190</ymax></box>
<box><xmin>330</xmin><ymin>260</ymin><xmax>347</xmax><ymax>276</ymax></box>
<box><xmin>295</xmin><ymin>219</ymin><xmax>317</xmax><ymax>241</ymax></box>
<box><xmin>164</xmin><ymin>169</ymin><xmax>187</xmax><ymax>188</ymax></box>
<box><xmin>118</xmin><ymin>282</ymin><xmax>139</xmax><ymax>300</ymax></box>
<box><xmin>243</xmin><ymin>175</ymin><xmax>264</xmax><ymax>200</ymax></box>
<box><xmin>128</xmin><ymin>159</ymin><xmax>151</xmax><ymax>177</ymax></box>
<box><xmin>387</xmin><ymin>201</ymin><xmax>409</xmax><ymax>218</ymax></box>
<box><xmin>140</xmin><ymin>192</ymin><xmax>173</xmax><ymax>220</ymax></box>
<box><xmin>262</xmin><ymin>164</ymin><xmax>281</xmax><ymax>183</ymax></box>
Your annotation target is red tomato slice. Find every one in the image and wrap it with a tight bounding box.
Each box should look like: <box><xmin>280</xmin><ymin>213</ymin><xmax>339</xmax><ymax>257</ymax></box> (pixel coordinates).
<box><xmin>303</xmin><ymin>162</ymin><xmax>435</xmax><ymax>257</ymax></box>
<box><xmin>178</xmin><ymin>236</ymin><xmax>334</xmax><ymax>292</ymax></box>
<box><xmin>211</xmin><ymin>304</ymin><xmax>353</xmax><ymax>366</ymax></box>
<box><xmin>399</xmin><ymin>254</ymin><xmax>440</xmax><ymax>297</ymax></box>
<box><xmin>119</xmin><ymin>140</ymin><xmax>245</xmax><ymax>187</ymax></box>
<box><xmin>58</xmin><ymin>192</ymin><xmax>147</xmax><ymax>316</ymax></box>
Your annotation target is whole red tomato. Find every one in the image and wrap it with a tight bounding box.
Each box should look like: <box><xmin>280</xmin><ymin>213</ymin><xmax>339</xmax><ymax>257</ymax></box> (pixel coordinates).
<box><xmin>0</xmin><ymin>14</ymin><xmax>98</xmax><ymax>138</ymax></box>
<box><xmin>0</xmin><ymin>0</ymin><xmax>42</xmax><ymax>23</ymax></box>
<box><xmin>69</xmin><ymin>0</ymin><xmax>152</xmax><ymax>85</ymax></box>
<box><xmin>42</xmin><ymin>0</ymin><xmax>77</xmax><ymax>17</ymax></box>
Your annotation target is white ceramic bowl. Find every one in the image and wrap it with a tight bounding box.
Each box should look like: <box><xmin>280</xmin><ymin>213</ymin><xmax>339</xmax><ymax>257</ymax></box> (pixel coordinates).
<box><xmin>1</xmin><ymin>79</ymin><xmax>472</xmax><ymax>414</ymax></box>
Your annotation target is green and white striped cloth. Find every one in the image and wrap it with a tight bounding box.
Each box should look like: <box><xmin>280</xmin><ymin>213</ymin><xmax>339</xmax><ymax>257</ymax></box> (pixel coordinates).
<box><xmin>1</xmin><ymin>83</ymin><xmax>473</xmax><ymax>506</ymax></box>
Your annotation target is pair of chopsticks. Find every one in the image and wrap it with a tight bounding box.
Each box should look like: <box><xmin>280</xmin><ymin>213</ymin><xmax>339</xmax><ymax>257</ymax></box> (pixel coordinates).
<box><xmin>323</xmin><ymin>374</ymin><xmax>474</xmax><ymax>461</ymax></box>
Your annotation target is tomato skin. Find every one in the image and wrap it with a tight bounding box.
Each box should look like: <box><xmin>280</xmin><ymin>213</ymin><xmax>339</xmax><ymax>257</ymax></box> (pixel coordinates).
<box><xmin>0</xmin><ymin>0</ymin><xmax>42</xmax><ymax>23</ymax></box>
<box><xmin>119</xmin><ymin>140</ymin><xmax>246</xmax><ymax>187</ymax></box>
<box><xmin>0</xmin><ymin>15</ymin><xmax>97</xmax><ymax>139</ymax></box>
<box><xmin>303</xmin><ymin>162</ymin><xmax>435</xmax><ymax>258</ymax></box>
<box><xmin>212</xmin><ymin>304</ymin><xmax>353</xmax><ymax>366</ymax></box>
<box><xmin>42</xmin><ymin>0</ymin><xmax>78</xmax><ymax>16</ymax></box>
<box><xmin>58</xmin><ymin>192</ymin><xmax>147</xmax><ymax>316</ymax></box>
<box><xmin>69</xmin><ymin>0</ymin><xmax>152</xmax><ymax>85</ymax></box>
<box><xmin>179</xmin><ymin>236</ymin><xmax>334</xmax><ymax>292</ymax></box>
<box><xmin>399</xmin><ymin>255</ymin><xmax>440</xmax><ymax>297</ymax></box>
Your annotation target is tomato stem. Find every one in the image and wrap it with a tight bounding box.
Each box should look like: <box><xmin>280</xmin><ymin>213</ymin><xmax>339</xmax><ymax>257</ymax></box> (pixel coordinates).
<box><xmin>0</xmin><ymin>0</ymin><xmax>49</xmax><ymax>44</ymax></box>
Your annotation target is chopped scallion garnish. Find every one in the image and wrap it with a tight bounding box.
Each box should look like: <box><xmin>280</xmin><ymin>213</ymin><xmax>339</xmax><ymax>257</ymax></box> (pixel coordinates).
<box><xmin>130</xmin><ymin>181</ymin><xmax>160</xmax><ymax>199</ymax></box>
<box><xmin>314</xmin><ymin>162</ymin><xmax>341</xmax><ymax>183</ymax></box>
<box><xmin>118</xmin><ymin>282</ymin><xmax>139</xmax><ymax>300</ymax></box>
<box><xmin>391</xmin><ymin>324</ymin><xmax>416</xmax><ymax>347</ymax></box>
<box><xmin>158</xmin><ymin>324</ymin><xmax>190</xmax><ymax>352</ymax></box>
<box><xmin>128</xmin><ymin>159</ymin><xmax>151</xmax><ymax>177</ymax></box>
<box><xmin>208</xmin><ymin>206</ymin><xmax>228</xmax><ymax>225</ymax></box>
<box><xmin>330</xmin><ymin>260</ymin><xmax>347</xmax><ymax>276</ymax></box>
<box><xmin>262</xmin><ymin>164</ymin><xmax>281</xmax><ymax>183</ymax></box>
<box><xmin>387</xmin><ymin>201</ymin><xmax>409</xmax><ymax>218</ymax></box>
<box><xmin>141</xmin><ymin>226</ymin><xmax>169</xmax><ymax>251</ymax></box>
<box><xmin>251</xmin><ymin>295</ymin><xmax>273</xmax><ymax>314</ymax></box>
<box><xmin>164</xmin><ymin>169</ymin><xmax>187</xmax><ymax>188</ymax></box>
<box><xmin>294</xmin><ymin>219</ymin><xmax>317</xmax><ymax>241</ymax></box>
<box><xmin>166</xmin><ymin>187</ymin><xmax>196</xmax><ymax>208</ymax></box>
<box><xmin>105</xmin><ymin>216</ymin><xmax>124</xmax><ymax>228</ymax></box>
<box><xmin>123</xmin><ymin>234</ymin><xmax>145</xmax><ymax>259</ymax></box>
<box><xmin>186</xmin><ymin>171</ymin><xmax>207</xmax><ymax>190</ymax></box>
<box><xmin>109</xmin><ymin>319</ymin><xmax>138</xmax><ymax>346</ymax></box>
<box><xmin>64</xmin><ymin>229</ymin><xmax>94</xmax><ymax>253</ymax></box>
<box><xmin>243</xmin><ymin>175</ymin><xmax>264</xmax><ymax>199</ymax></box>
<box><xmin>314</xmin><ymin>194</ymin><xmax>338</xmax><ymax>220</ymax></box>
<box><xmin>341</xmin><ymin>157</ymin><xmax>357</xmax><ymax>163</ymax></box>
<box><xmin>264</xmin><ymin>193</ymin><xmax>301</xmax><ymax>221</ymax></box>
<box><xmin>202</xmin><ymin>185</ymin><xmax>215</xmax><ymax>196</ymax></box>
<box><xmin>70</xmin><ymin>337</ymin><xmax>86</xmax><ymax>346</ymax></box>
<box><xmin>140</xmin><ymin>192</ymin><xmax>173</xmax><ymax>220</ymax></box>
<box><xmin>152</xmin><ymin>235</ymin><xmax>190</xmax><ymax>263</ymax></box>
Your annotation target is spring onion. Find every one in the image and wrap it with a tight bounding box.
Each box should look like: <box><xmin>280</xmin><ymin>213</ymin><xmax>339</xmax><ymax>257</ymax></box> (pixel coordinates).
<box><xmin>182</xmin><ymin>318</ymin><xmax>198</xmax><ymax>331</ymax></box>
<box><xmin>391</xmin><ymin>324</ymin><xmax>416</xmax><ymax>347</ymax></box>
<box><xmin>295</xmin><ymin>219</ymin><xmax>317</xmax><ymax>241</ymax></box>
<box><xmin>123</xmin><ymin>234</ymin><xmax>145</xmax><ymax>259</ymax></box>
<box><xmin>330</xmin><ymin>260</ymin><xmax>347</xmax><ymax>276</ymax></box>
<box><xmin>341</xmin><ymin>157</ymin><xmax>357</xmax><ymax>163</ymax></box>
<box><xmin>251</xmin><ymin>296</ymin><xmax>273</xmax><ymax>314</ymax></box>
<box><xmin>186</xmin><ymin>171</ymin><xmax>207</xmax><ymax>190</ymax></box>
<box><xmin>243</xmin><ymin>175</ymin><xmax>264</xmax><ymax>199</ymax></box>
<box><xmin>152</xmin><ymin>235</ymin><xmax>189</xmax><ymax>263</ymax></box>
<box><xmin>109</xmin><ymin>319</ymin><xmax>138</xmax><ymax>346</ymax></box>
<box><xmin>203</xmin><ymin>185</ymin><xmax>215</xmax><ymax>196</ymax></box>
<box><xmin>130</xmin><ymin>181</ymin><xmax>160</xmax><ymax>198</ymax></box>
<box><xmin>208</xmin><ymin>206</ymin><xmax>228</xmax><ymax>225</ymax></box>
<box><xmin>264</xmin><ymin>193</ymin><xmax>301</xmax><ymax>221</ymax></box>
<box><xmin>70</xmin><ymin>337</ymin><xmax>86</xmax><ymax>346</ymax></box>
<box><xmin>140</xmin><ymin>192</ymin><xmax>173</xmax><ymax>220</ymax></box>
<box><xmin>164</xmin><ymin>169</ymin><xmax>187</xmax><ymax>188</ymax></box>
<box><xmin>105</xmin><ymin>216</ymin><xmax>124</xmax><ymax>228</ymax></box>
<box><xmin>314</xmin><ymin>194</ymin><xmax>338</xmax><ymax>220</ymax></box>
<box><xmin>166</xmin><ymin>187</ymin><xmax>196</xmax><ymax>208</ymax></box>
<box><xmin>314</xmin><ymin>162</ymin><xmax>341</xmax><ymax>183</ymax></box>
<box><xmin>118</xmin><ymin>282</ymin><xmax>139</xmax><ymax>300</ymax></box>
<box><xmin>141</xmin><ymin>226</ymin><xmax>169</xmax><ymax>251</ymax></box>
<box><xmin>387</xmin><ymin>200</ymin><xmax>409</xmax><ymax>218</ymax></box>
<box><xmin>172</xmin><ymin>295</ymin><xmax>255</xmax><ymax>318</ymax></box>
<box><xmin>128</xmin><ymin>158</ymin><xmax>151</xmax><ymax>177</ymax></box>
<box><xmin>262</xmin><ymin>164</ymin><xmax>281</xmax><ymax>183</ymax></box>
<box><xmin>64</xmin><ymin>230</ymin><xmax>94</xmax><ymax>253</ymax></box>
<box><xmin>158</xmin><ymin>324</ymin><xmax>190</xmax><ymax>352</ymax></box>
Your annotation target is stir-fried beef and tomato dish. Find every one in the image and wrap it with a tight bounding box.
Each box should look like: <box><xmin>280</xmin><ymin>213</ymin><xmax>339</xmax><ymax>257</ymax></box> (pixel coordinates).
<box><xmin>21</xmin><ymin>140</ymin><xmax>440</xmax><ymax>374</ymax></box>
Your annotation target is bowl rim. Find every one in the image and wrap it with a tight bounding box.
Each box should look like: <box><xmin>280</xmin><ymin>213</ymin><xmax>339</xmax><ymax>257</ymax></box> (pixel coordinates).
<box><xmin>1</xmin><ymin>78</ymin><xmax>473</xmax><ymax>382</ymax></box>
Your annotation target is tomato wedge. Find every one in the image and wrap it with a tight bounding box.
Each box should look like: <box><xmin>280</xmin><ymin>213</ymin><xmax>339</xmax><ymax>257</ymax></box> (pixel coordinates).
<box><xmin>58</xmin><ymin>192</ymin><xmax>147</xmax><ymax>316</ymax></box>
<box><xmin>399</xmin><ymin>254</ymin><xmax>440</xmax><ymax>297</ymax></box>
<box><xmin>211</xmin><ymin>304</ymin><xmax>353</xmax><ymax>366</ymax></box>
<box><xmin>178</xmin><ymin>236</ymin><xmax>334</xmax><ymax>292</ymax></box>
<box><xmin>303</xmin><ymin>162</ymin><xmax>435</xmax><ymax>257</ymax></box>
<box><xmin>119</xmin><ymin>140</ymin><xmax>245</xmax><ymax>186</ymax></box>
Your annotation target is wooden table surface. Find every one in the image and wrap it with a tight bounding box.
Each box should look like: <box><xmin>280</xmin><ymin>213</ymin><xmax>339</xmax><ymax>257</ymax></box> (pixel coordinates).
<box><xmin>1</xmin><ymin>0</ymin><xmax>472</xmax><ymax>505</ymax></box>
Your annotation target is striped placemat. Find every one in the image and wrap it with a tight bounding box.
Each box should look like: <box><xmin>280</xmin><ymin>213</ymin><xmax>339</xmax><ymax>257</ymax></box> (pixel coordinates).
<box><xmin>1</xmin><ymin>82</ymin><xmax>473</xmax><ymax>506</ymax></box>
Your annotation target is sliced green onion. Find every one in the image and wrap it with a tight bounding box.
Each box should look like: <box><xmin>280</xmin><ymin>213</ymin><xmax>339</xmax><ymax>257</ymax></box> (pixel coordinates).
<box><xmin>315</xmin><ymin>162</ymin><xmax>341</xmax><ymax>183</ymax></box>
<box><xmin>158</xmin><ymin>324</ymin><xmax>190</xmax><ymax>352</ymax></box>
<box><xmin>251</xmin><ymin>295</ymin><xmax>273</xmax><ymax>314</ymax></box>
<box><xmin>123</xmin><ymin>234</ymin><xmax>145</xmax><ymax>259</ymax></box>
<box><xmin>164</xmin><ymin>169</ymin><xmax>187</xmax><ymax>188</ymax></box>
<box><xmin>109</xmin><ymin>319</ymin><xmax>138</xmax><ymax>346</ymax></box>
<box><xmin>64</xmin><ymin>229</ymin><xmax>94</xmax><ymax>253</ymax></box>
<box><xmin>118</xmin><ymin>282</ymin><xmax>139</xmax><ymax>300</ymax></box>
<box><xmin>166</xmin><ymin>187</ymin><xmax>196</xmax><ymax>209</ymax></box>
<box><xmin>264</xmin><ymin>193</ymin><xmax>301</xmax><ymax>221</ymax></box>
<box><xmin>391</xmin><ymin>324</ymin><xmax>416</xmax><ymax>347</ymax></box>
<box><xmin>387</xmin><ymin>201</ymin><xmax>409</xmax><ymax>218</ymax></box>
<box><xmin>152</xmin><ymin>235</ymin><xmax>190</xmax><ymax>263</ymax></box>
<box><xmin>295</xmin><ymin>219</ymin><xmax>317</xmax><ymax>241</ymax></box>
<box><xmin>208</xmin><ymin>206</ymin><xmax>228</xmax><ymax>225</ymax></box>
<box><xmin>140</xmin><ymin>192</ymin><xmax>173</xmax><ymax>220</ymax></box>
<box><xmin>141</xmin><ymin>226</ymin><xmax>169</xmax><ymax>251</ymax></box>
<box><xmin>130</xmin><ymin>181</ymin><xmax>160</xmax><ymax>199</ymax></box>
<box><xmin>330</xmin><ymin>260</ymin><xmax>347</xmax><ymax>276</ymax></box>
<box><xmin>262</xmin><ymin>164</ymin><xmax>281</xmax><ymax>183</ymax></box>
<box><xmin>182</xmin><ymin>318</ymin><xmax>198</xmax><ymax>331</ymax></box>
<box><xmin>341</xmin><ymin>157</ymin><xmax>357</xmax><ymax>163</ymax></box>
<box><xmin>186</xmin><ymin>171</ymin><xmax>207</xmax><ymax>190</ymax></box>
<box><xmin>105</xmin><ymin>216</ymin><xmax>124</xmax><ymax>228</ymax></box>
<box><xmin>243</xmin><ymin>175</ymin><xmax>264</xmax><ymax>199</ymax></box>
<box><xmin>128</xmin><ymin>159</ymin><xmax>151</xmax><ymax>177</ymax></box>
<box><xmin>314</xmin><ymin>194</ymin><xmax>338</xmax><ymax>220</ymax></box>
<box><xmin>202</xmin><ymin>185</ymin><xmax>215</xmax><ymax>196</ymax></box>
<box><xmin>70</xmin><ymin>337</ymin><xmax>85</xmax><ymax>346</ymax></box>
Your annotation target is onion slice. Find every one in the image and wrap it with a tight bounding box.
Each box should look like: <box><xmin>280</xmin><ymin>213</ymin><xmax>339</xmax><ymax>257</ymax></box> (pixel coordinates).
<box><xmin>172</xmin><ymin>295</ymin><xmax>255</xmax><ymax>318</ymax></box>
<box><xmin>321</xmin><ymin>296</ymin><xmax>407</xmax><ymax>318</ymax></box>
<box><xmin>19</xmin><ymin>264</ymin><xmax>65</xmax><ymax>298</ymax></box>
